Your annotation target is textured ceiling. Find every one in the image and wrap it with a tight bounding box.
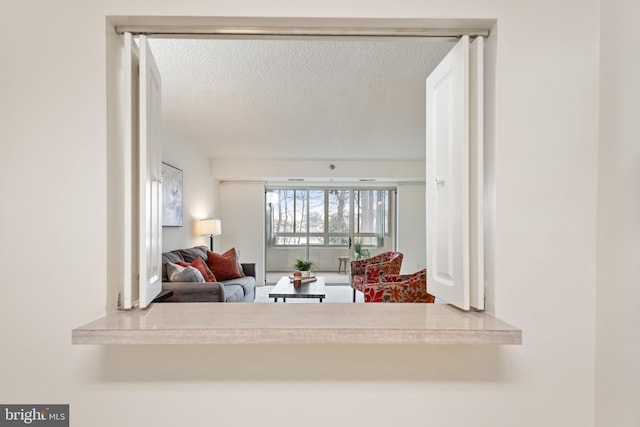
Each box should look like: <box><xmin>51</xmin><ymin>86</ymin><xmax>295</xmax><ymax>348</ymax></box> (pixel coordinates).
<box><xmin>148</xmin><ymin>37</ymin><xmax>455</xmax><ymax>161</ymax></box>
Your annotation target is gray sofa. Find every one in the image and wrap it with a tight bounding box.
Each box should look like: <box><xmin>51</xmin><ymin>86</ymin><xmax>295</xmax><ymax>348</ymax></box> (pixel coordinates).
<box><xmin>161</xmin><ymin>246</ymin><xmax>256</xmax><ymax>302</ymax></box>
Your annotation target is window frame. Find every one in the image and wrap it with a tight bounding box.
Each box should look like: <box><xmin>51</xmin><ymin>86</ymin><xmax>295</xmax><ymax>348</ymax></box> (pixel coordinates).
<box><xmin>267</xmin><ymin>188</ymin><xmax>394</xmax><ymax>248</ymax></box>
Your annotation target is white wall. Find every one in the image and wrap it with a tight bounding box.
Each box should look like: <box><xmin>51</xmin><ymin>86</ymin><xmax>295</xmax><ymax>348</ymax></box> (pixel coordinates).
<box><xmin>397</xmin><ymin>183</ymin><xmax>426</xmax><ymax>273</ymax></box>
<box><xmin>212</xmin><ymin>158</ymin><xmax>424</xmax><ymax>181</ymax></box>
<box><xmin>0</xmin><ymin>1</ymin><xmax>608</xmax><ymax>426</ymax></box>
<box><xmin>595</xmin><ymin>0</ymin><xmax>640</xmax><ymax>425</ymax></box>
<box><xmin>219</xmin><ymin>182</ymin><xmax>266</xmax><ymax>285</ymax></box>
<box><xmin>161</xmin><ymin>131</ymin><xmax>215</xmax><ymax>251</ymax></box>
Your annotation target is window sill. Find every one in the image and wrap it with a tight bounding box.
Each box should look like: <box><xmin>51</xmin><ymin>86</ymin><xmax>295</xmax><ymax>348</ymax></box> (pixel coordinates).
<box><xmin>72</xmin><ymin>303</ymin><xmax>521</xmax><ymax>345</ymax></box>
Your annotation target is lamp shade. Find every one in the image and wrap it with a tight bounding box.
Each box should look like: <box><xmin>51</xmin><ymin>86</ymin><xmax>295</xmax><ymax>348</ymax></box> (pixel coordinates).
<box><xmin>200</xmin><ymin>219</ymin><xmax>222</xmax><ymax>236</ymax></box>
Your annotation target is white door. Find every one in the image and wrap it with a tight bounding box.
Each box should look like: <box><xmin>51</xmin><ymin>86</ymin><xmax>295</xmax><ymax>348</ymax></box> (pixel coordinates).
<box><xmin>122</xmin><ymin>32</ymin><xmax>139</xmax><ymax>309</ymax></box>
<box><xmin>138</xmin><ymin>35</ymin><xmax>163</xmax><ymax>308</ymax></box>
<box><xmin>426</xmin><ymin>35</ymin><xmax>484</xmax><ymax>311</ymax></box>
<box><xmin>468</xmin><ymin>36</ymin><xmax>485</xmax><ymax>310</ymax></box>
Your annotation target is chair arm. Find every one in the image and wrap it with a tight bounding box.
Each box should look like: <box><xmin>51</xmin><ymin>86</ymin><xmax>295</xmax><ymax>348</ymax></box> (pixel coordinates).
<box><xmin>363</xmin><ymin>281</ymin><xmax>406</xmax><ymax>302</ymax></box>
<box><xmin>379</xmin><ymin>269</ymin><xmax>426</xmax><ymax>283</ymax></box>
<box><xmin>379</xmin><ymin>273</ymin><xmax>412</xmax><ymax>282</ymax></box>
<box><xmin>350</xmin><ymin>259</ymin><xmax>368</xmax><ymax>276</ymax></box>
<box><xmin>363</xmin><ymin>274</ymin><xmax>433</xmax><ymax>303</ymax></box>
<box><xmin>351</xmin><ymin>274</ymin><xmax>370</xmax><ymax>292</ymax></box>
<box><xmin>363</xmin><ymin>259</ymin><xmax>401</xmax><ymax>280</ymax></box>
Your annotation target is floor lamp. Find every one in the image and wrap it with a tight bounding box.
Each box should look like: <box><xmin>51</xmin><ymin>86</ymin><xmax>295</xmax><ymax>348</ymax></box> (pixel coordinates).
<box><xmin>200</xmin><ymin>219</ymin><xmax>222</xmax><ymax>251</ymax></box>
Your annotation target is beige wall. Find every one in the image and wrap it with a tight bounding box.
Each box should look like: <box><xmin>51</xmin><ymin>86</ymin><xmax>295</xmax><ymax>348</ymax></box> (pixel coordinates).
<box><xmin>596</xmin><ymin>0</ymin><xmax>640</xmax><ymax>425</ymax></box>
<box><xmin>219</xmin><ymin>182</ymin><xmax>266</xmax><ymax>284</ymax></box>
<box><xmin>161</xmin><ymin>132</ymin><xmax>216</xmax><ymax>252</ymax></box>
<box><xmin>0</xmin><ymin>0</ymin><xmax>615</xmax><ymax>426</ymax></box>
<box><xmin>397</xmin><ymin>183</ymin><xmax>426</xmax><ymax>273</ymax></box>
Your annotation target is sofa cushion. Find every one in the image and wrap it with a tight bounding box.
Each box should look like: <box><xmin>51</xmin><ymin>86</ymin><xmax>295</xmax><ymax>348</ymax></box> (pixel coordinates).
<box><xmin>166</xmin><ymin>263</ymin><xmax>205</xmax><ymax>282</ymax></box>
<box><xmin>162</xmin><ymin>251</ymin><xmax>184</xmax><ymax>264</ymax></box>
<box><xmin>162</xmin><ymin>251</ymin><xmax>185</xmax><ymax>280</ymax></box>
<box><xmin>207</xmin><ymin>248</ymin><xmax>243</xmax><ymax>281</ymax></box>
<box><xmin>223</xmin><ymin>284</ymin><xmax>245</xmax><ymax>303</ymax></box>
<box><xmin>178</xmin><ymin>257</ymin><xmax>217</xmax><ymax>282</ymax></box>
<box><xmin>221</xmin><ymin>276</ymin><xmax>256</xmax><ymax>302</ymax></box>
<box><xmin>178</xmin><ymin>246</ymin><xmax>208</xmax><ymax>263</ymax></box>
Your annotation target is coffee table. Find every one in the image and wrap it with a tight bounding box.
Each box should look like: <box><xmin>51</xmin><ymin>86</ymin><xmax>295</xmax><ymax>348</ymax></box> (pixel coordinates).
<box><xmin>269</xmin><ymin>276</ymin><xmax>326</xmax><ymax>302</ymax></box>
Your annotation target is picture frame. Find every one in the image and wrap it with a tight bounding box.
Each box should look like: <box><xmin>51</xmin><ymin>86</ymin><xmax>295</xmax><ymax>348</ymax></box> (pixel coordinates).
<box><xmin>161</xmin><ymin>162</ymin><xmax>183</xmax><ymax>227</ymax></box>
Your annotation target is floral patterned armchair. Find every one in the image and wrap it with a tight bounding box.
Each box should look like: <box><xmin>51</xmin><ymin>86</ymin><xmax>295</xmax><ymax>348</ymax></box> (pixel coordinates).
<box><xmin>363</xmin><ymin>269</ymin><xmax>435</xmax><ymax>303</ymax></box>
<box><xmin>350</xmin><ymin>252</ymin><xmax>403</xmax><ymax>302</ymax></box>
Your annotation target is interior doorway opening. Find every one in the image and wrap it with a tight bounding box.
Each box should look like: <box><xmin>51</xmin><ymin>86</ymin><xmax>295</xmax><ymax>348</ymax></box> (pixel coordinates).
<box><xmin>109</xmin><ymin>18</ymin><xmax>494</xmax><ymax>310</ymax></box>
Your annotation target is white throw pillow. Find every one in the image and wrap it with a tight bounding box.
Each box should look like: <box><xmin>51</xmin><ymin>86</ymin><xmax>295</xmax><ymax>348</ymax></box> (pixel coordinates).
<box><xmin>166</xmin><ymin>262</ymin><xmax>205</xmax><ymax>282</ymax></box>
<box><xmin>235</xmin><ymin>248</ymin><xmax>245</xmax><ymax>276</ymax></box>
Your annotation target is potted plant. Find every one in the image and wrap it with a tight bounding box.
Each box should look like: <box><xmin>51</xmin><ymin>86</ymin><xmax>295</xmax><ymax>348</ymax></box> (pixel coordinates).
<box><xmin>353</xmin><ymin>241</ymin><xmax>371</xmax><ymax>260</ymax></box>
<box><xmin>293</xmin><ymin>259</ymin><xmax>315</xmax><ymax>278</ymax></box>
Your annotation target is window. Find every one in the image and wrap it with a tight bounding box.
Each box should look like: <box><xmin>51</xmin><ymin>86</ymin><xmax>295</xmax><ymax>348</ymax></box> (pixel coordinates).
<box><xmin>352</xmin><ymin>189</ymin><xmax>388</xmax><ymax>246</ymax></box>
<box><xmin>267</xmin><ymin>188</ymin><xmax>392</xmax><ymax>248</ymax></box>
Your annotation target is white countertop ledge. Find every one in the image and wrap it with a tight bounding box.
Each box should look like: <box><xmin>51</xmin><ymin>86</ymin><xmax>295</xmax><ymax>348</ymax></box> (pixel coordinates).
<box><xmin>72</xmin><ymin>303</ymin><xmax>521</xmax><ymax>345</ymax></box>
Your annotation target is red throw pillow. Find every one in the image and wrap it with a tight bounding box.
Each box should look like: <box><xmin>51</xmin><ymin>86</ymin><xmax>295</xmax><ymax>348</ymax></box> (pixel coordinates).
<box><xmin>207</xmin><ymin>248</ymin><xmax>243</xmax><ymax>281</ymax></box>
<box><xmin>178</xmin><ymin>257</ymin><xmax>217</xmax><ymax>282</ymax></box>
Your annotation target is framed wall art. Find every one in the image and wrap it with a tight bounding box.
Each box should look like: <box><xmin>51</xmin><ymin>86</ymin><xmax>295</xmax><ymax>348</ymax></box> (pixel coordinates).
<box><xmin>161</xmin><ymin>162</ymin><xmax>183</xmax><ymax>227</ymax></box>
